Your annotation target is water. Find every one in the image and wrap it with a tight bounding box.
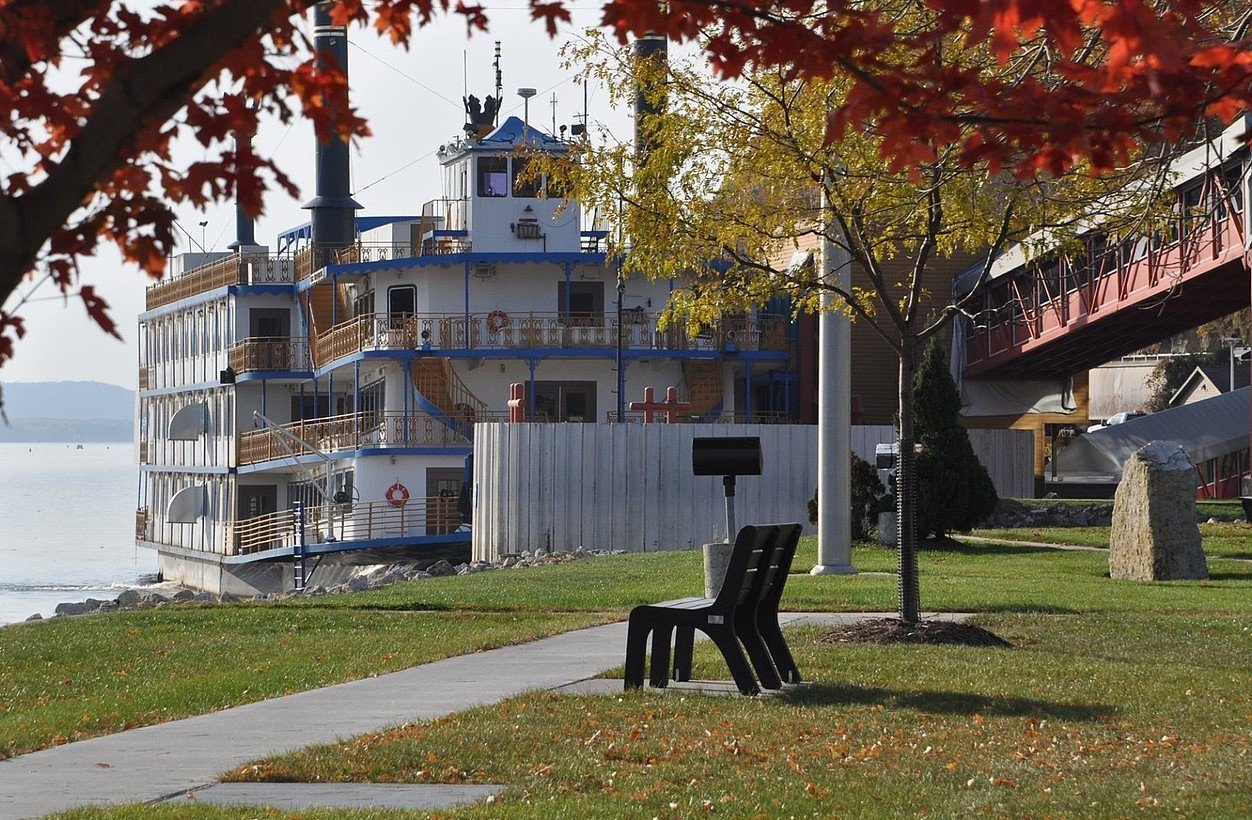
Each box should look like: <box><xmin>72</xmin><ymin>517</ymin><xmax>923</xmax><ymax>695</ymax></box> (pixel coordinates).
<box><xmin>0</xmin><ymin>443</ymin><xmax>157</xmax><ymax>625</ymax></box>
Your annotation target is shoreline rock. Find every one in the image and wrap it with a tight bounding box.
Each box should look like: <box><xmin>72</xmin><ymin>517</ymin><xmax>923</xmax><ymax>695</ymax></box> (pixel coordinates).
<box><xmin>23</xmin><ymin>547</ymin><xmax>623</xmax><ymax>624</ymax></box>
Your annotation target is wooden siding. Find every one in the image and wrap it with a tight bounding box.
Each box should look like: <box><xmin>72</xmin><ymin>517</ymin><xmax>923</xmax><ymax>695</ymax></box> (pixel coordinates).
<box><xmin>785</xmin><ymin>233</ymin><xmax>976</xmax><ymax>425</ymax></box>
<box><xmin>964</xmin><ymin>372</ymin><xmax>1090</xmax><ymax>491</ymax></box>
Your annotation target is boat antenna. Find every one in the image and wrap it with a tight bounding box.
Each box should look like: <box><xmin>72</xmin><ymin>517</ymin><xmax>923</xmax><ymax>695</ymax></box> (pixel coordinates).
<box><xmin>463</xmin><ymin>49</ymin><xmax>467</xmax><ymax>103</ymax></box>
<box><xmin>493</xmin><ymin>41</ymin><xmax>502</xmax><ymax>126</ymax></box>
<box><xmin>551</xmin><ymin>91</ymin><xmax>557</xmax><ymax>135</ymax></box>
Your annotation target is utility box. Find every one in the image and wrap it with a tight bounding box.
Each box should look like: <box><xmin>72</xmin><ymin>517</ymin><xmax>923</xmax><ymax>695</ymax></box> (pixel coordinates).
<box><xmin>692</xmin><ymin>437</ymin><xmax>762</xmax><ymax>476</ymax></box>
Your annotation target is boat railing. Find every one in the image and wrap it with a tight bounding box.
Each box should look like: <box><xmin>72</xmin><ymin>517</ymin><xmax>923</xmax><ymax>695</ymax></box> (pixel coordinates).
<box><xmin>228</xmin><ymin>337</ymin><xmax>312</xmax><ymax>374</ymax></box>
<box><xmin>334</xmin><ymin>242</ymin><xmax>420</xmax><ymax>265</ymax></box>
<box><xmin>229</xmin><ymin>509</ymin><xmax>294</xmax><ymax>555</ymax></box>
<box><xmin>230</xmin><ymin>496</ymin><xmax>463</xmax><ymax>554</ymax></box>
<box><xmin>145</xmin><ymin>252</ymin><xmax>305</xmax><ymax>310</ymax></box>
<box><xmin>243</xmin><ymin>254</ymin><xmax>301</xmax><ymax>284</ymax></box>
<box><xmin>145</xmin><ymin>255</ymin><xmax>243</xmax><ymax>310</ymax></box>
<box><xmin>581</xmin><ymin>230</ymin><xmax>610</xmax><ymax>253</ymax></box>
<box><xmin>312</xmin><ymin>311</ymin><xmax>789</xmax><ymax>361</ymax></box>
<box><xmin>295</xmin><ymin>247</ymin><xmax>315</xmax><ymax>280</ymax></box>
<box><xmin>138</xmin><ymin>365</ymin><xmax>151</xmax><ymax>391</ymax></box>
<box><xmin>304</xmin><ymin>496</ymin><xmax>463</xmax><ymax>545</ymax></box>
<box><xmin>238</xmin><ymin>410</ymin><xmax>471</xmax><ymax>465</ymax></box>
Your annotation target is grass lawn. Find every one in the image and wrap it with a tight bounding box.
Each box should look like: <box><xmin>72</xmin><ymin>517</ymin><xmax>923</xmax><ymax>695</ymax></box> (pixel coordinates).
<box><xmin>210</xmin><ymin>614</ymin><xmax>1252</xmax><ymax>818</ymax></box>
<box><xmin>35</xmin><ymin>530</ymin><xmax>1252</xmax><ymax>819</ymax></box>
<box><xmin>0</xmin><ymin>608</ymin><xmax>609</xmax><ymax>759</ymax></box>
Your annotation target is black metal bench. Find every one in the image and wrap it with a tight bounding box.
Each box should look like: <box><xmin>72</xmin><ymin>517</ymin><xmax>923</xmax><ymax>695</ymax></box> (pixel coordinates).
<box><xmin>673</xmin><ymin>521</ymin><xmax>803</xmax><ymax>688</ymax></box>
<box><xmin>623</xmin><ymin>523</ymin><xmax>802</xmax><ymax>695</ymax></box>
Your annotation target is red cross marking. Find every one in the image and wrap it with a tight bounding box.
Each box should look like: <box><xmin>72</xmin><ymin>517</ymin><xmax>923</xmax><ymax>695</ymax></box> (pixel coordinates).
<box><xmin>628</xmin><ymin>385</ymin><xmax>692</xmax><ymax>423</ymax></box>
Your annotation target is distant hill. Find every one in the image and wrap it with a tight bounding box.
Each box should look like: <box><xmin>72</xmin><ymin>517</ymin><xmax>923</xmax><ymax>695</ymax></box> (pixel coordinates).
<box><xmin>0</xmin><ymin>381</ymin><xmax>134</xmax><ymax>442</ymax></box>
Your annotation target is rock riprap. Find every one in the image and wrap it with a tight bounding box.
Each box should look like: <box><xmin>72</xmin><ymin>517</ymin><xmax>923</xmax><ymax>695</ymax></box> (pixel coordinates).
<box><xmin>1109</xmin><ymin>441</ymin><xmax>1208</xmax><ymax>581</ymax></box>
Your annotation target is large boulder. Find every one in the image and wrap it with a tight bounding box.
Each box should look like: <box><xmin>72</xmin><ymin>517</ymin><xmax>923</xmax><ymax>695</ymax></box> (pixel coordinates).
<box><xmin>1109</xmin><ymin>441</ymin><xmax>1208</xmax><ymax>581</ymax></box>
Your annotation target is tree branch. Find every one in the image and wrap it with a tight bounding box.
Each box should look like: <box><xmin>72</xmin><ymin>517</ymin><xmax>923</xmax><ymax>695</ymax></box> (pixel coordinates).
<box><xmin>0</xmin><ymin>0</ymin><xmax>288</xmax><ymax>303</ymax></box>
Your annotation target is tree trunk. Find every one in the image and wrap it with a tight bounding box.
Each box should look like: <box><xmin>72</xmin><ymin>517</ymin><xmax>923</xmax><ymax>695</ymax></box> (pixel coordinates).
<box><xmin>896</xmin><ymin>338</ymin><xmax>921</xmax><ymax>623</ymax></box>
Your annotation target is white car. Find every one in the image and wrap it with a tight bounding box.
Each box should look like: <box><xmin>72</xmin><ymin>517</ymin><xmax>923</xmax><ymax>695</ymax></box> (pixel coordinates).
<box><xmin>1088</xmin><ymin>410</ymin><xmax>1146</xmax><ymax>433</ymax></box>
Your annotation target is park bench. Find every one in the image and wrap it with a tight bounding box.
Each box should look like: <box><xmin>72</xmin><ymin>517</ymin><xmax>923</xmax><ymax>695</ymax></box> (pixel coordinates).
<box><xmin>623</xmin><ymin>522</ymin><xmax>802</xmax><ymax>695</ymax></box>
<box><xmin>672</xmin><ymin>521</ymin><xmax>803</xmax><ymax>688</ymax></box>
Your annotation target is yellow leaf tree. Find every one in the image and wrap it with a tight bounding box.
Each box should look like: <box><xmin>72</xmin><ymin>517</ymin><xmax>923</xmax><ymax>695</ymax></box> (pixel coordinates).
<box><xmin>547</xmin><ymin>25</ymin><xmax>1208</xmax><ymax>621</ymax></box>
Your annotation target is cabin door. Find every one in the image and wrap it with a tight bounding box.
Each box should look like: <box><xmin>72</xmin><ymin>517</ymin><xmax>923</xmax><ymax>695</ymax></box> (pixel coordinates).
<box><xmin>248</xmin><ymin>309</ymin><xmax>291</xmax><ymax>370</ymax></box>
<box><xmin>238</xmin><ymin>485</ymin><xmax>278</xmax><ymax>520</ymax></box>
<box><xmin>425</xmin><ymin>468</ymin><xmax>464</xmax><ymax>534</ymax></box>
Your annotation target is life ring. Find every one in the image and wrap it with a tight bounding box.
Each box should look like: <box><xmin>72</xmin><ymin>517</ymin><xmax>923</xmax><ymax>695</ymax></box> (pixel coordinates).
<box><xmin>385</xmin><ymin>482</ymin><xmax>410</xmax><ymax>507</ymax></box>
<box><xmin>487</xmin><ymin>310</ymin><xmax>509</xmax><ymax>332</ymax></box>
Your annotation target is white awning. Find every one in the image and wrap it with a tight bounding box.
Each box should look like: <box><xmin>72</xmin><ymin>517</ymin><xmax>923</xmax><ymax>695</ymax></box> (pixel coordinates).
<box><xmin>166</xmin><ymin>485</ymin><xmax>206</xmax><ymax>523</ymax></box>
<box><xmin>959</xmin><ymin>378</ymin><xmax>1076</xmax><ymax>416</ymax></box>
<box><xmin>168</xmin><ymin>402</ymin><xmax>206</xmax><ymax>441</ymax></box>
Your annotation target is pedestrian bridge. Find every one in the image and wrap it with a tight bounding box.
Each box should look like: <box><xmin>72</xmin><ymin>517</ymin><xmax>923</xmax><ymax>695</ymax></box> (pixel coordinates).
<box><xmin>957</xmin><ymin>122</ymin><xmax>1251</xmax><ymax>382</ymax></box>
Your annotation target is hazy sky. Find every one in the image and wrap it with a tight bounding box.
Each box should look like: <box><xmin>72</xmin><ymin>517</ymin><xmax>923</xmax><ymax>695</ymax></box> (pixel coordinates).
<box><xmin>0</xmin><ymin>4</ymin><xmax>635</xmax><ymax>389</ymax></box>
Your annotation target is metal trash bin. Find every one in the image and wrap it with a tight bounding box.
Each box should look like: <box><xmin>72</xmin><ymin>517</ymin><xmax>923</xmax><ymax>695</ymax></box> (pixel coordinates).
<box><xmin>693</xmin><ymin>437</ymin><xmax>762</xmax><ymax>595</ymax></box>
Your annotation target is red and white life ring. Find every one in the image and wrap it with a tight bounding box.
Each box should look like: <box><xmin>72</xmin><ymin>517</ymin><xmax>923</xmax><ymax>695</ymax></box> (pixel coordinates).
<box><xmin>385</xmin><ymin>482</ymin><xmax>410</xmax><ymax>507</ymax></box>
<box><xmin>487</xmin><ymin>310</ymin><xmax>510</xmax><ymax>332</ymax></box>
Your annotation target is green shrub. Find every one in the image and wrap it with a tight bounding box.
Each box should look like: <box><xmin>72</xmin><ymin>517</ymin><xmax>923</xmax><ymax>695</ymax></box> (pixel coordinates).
<box><xmin>808</xmin><ymin>453</ymin><xmax>886</xmax><ymax>541</ymax></box>
<box><xmin>913</xmin><ymin>338</ymin><xmax>998</xmax><ymax>538</ymax></box>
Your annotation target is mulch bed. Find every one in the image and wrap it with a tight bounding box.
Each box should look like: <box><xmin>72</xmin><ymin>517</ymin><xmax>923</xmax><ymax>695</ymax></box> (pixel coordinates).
<box><xmin>816</xmin><ymin>618</ymin><xmax>1012</xmax><ymax>648</ymax></box>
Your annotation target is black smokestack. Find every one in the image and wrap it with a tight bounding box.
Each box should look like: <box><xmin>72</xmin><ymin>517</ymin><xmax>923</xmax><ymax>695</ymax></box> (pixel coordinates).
<box><xmin>303</xmin><ymin>2</ymin><xmax>361</xmax><ymax>263</ymax></box>
<box><xmin>228</xmin><ymin>130</ymin><xmax>257</xmax><ymax>251</ymax></box>
<box><xmin>633</xmin><ymin>33</ymin><xmax>667</xmax><ymax>165</ymax></box>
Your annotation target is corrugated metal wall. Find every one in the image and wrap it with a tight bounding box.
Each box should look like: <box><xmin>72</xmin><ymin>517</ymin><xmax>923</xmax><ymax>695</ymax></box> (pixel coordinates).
<box><xmin>472</xmin><ymin>423</ymin><xmax>1033</xmax><ymax>560</ymax></box>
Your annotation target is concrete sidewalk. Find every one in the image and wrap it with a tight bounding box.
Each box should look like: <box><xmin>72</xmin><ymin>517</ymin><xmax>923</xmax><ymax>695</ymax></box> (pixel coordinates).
<box><xmin>0</xmin><ymin>612</ymin><xmax>936</xmax><ymax>818</ymax></box>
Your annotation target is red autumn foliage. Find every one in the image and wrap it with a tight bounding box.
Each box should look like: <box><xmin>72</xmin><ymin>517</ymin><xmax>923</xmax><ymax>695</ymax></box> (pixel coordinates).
<box><xmin>1</xmin><ymin>0</ymin><xmax>1250</xmax><ymax>373</ymax></box>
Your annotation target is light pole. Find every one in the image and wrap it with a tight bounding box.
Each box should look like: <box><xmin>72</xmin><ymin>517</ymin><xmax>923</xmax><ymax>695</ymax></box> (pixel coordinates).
<box><xmin>812</xmin><ymin>174</ymin><xmax>856</xmax><ymax>576</ymax></box>
<box><xmin>1224</xmin><ymin>336</ymin><xmax>1247</xmax><ymax>393</ymax></box>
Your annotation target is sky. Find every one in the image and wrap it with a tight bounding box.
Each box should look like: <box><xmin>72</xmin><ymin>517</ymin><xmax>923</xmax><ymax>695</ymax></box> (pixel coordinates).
<box><xmin>0</xmin><ymin>3</ymin><xmax>637</xmax><ymax>389</ymax></box>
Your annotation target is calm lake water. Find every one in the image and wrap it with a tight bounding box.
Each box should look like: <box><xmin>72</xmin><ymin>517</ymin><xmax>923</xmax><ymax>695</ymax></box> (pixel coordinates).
<box><xmin>0</xmin><ymin>442</ymin><xmax>156</xmax><ymax>625</ymax></box>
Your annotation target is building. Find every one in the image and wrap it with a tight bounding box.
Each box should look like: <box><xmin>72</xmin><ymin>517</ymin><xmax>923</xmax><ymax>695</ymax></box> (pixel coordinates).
<box><xmin>134</xmin><ymin>24</ymin><xmax>793</xmax><ymax>594</ymax></box>
<box><xmin>1170</xmin><ymin>362</ymin><xmax>1251</xmax><ymax>407</ymax></box>
<box><xmin>955</xmin><ymin>117</ymin><xmax>1252</xmax><ymax>493</ymax></box>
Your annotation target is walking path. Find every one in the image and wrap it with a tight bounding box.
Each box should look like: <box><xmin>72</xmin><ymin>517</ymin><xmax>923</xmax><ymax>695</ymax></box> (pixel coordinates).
<box><xmin>959</xmin><ymin>534</ymin><xmax>1104</xmax><ymax>552</ymax></box>
<box><xmin>0</xmin><ymin>612</ymin><xmax>969</xmax><ymax>818</ymax></box>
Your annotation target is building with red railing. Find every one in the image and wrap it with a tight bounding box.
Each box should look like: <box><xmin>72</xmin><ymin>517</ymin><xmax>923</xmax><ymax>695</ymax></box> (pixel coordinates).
<box><xmin>955</xmin><ymin>117</ymin><xmax>1252</xmax><ymax>496</ymax></box>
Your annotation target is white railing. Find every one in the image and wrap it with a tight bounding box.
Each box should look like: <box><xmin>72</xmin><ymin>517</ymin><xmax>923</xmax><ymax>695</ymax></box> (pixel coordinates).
<box><xmin>230</xmin><ymin>497</ymin><xmax>464</xmax><ymax>555</ymax></box>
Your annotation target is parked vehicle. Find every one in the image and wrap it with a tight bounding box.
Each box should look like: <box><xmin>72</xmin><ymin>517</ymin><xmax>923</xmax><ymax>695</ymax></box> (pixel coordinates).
<box><xmin>1088</xmin><ymin>410</ymin><xmax>1147</xmax><ymax>433</ymax></box>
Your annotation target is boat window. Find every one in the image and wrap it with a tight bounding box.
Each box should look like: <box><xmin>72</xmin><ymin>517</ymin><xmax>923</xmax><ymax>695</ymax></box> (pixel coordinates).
<box><xmin>250</xmin><ymin>308</ymin><xmax>289</xmax><ymax>338</ymax></box>
<box><xmin>512</xmin><ymin>156</ymin><xmax>541</xmax><ymax>198</ymax></box>
<box><xmin>558</xmin><ymin>281</ymin><xmax>605</xmax><ymax>324</ymax></box>
<box><xmin>357</xmin><ymin>380</ymin><xmax>384</xmax><ymax>419</ymax></box>
<box><xmin>478</xmin><ymin>156</ymin><xmax>508</xmax><ymax>197</ymax></box>
<box><xmin>1218</xmin><ymin>163</ymin><xmax>1243</xmax><ymax>218</ymax></box>
<box><xmin>353</xmin><ymin>287</ymin><xmax>374</xmax><ymax>319</ymax></box>
<box><xmin>388</xmin><ymin>285</ymin><xmax>415</xmax><ymax>317</ymax></box>
<box><xmin>530</xmin><ymin>380</ymin><xmax>597</xmax><ymax>423</ymax></box>
<box><xmin>545</xmin><ymin>169</ymin><xmax>566</xmax><ymax>199</ymax></box>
